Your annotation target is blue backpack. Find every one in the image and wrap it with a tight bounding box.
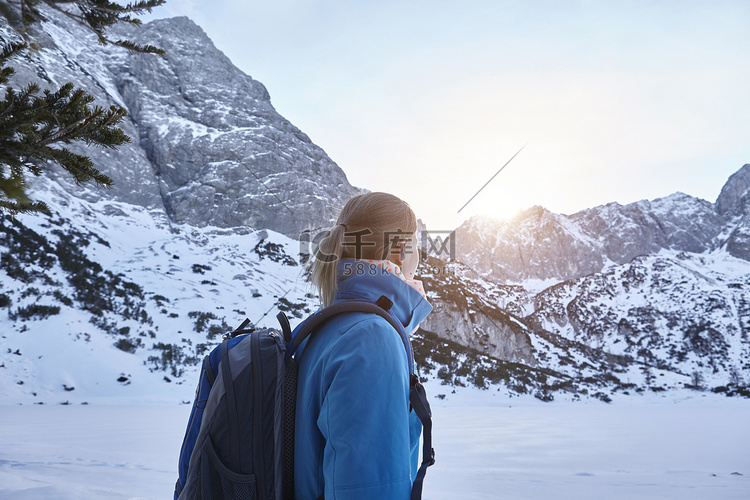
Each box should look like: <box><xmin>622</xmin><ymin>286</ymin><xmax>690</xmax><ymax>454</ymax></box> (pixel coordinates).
<box><xmin>174</xmin><ymin>297</ymin><xmax>435</xmax><ymax>500</ymax></box>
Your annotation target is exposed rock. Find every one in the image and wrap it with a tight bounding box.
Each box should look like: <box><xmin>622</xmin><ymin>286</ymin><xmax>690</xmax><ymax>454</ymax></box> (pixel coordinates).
<box><xmin>572</xmin><ymin>193</ymin><xmax>724</xmax><ymax>261</ymax></box>
<box><xmin>419</xmin><ymin>258</ymin><xmax>535</xmax><ymax>364</ymax></box>
<box><xmin>455</xmin><ymin>207</ymin><xmax>604</xmax><ymax>283</ymax></box>
<box><xmin>4</xmin><ymin>8</ymin><xmax>358</xmax><ymax>238</ymax></box>
<box><xmin>113</xmin><ymin>17</ymin><xmax>358</xmax><ymax>234</ymax></box>
<box><xmin>716</xmin><ymin>164</ymin><xmax>750</xmax><ymax>216</ymax></box>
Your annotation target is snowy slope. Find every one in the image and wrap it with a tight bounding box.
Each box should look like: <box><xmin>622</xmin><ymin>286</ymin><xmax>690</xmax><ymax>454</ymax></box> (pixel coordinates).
<box><xmin>1</xmin><ymin>180</ymin><xmax>315</xmax><ymax>405</ymax></box>
<box><xmin>5</xmin><ymin>182</ymin><xmax>748</xmax><ymax>405</ymax></box>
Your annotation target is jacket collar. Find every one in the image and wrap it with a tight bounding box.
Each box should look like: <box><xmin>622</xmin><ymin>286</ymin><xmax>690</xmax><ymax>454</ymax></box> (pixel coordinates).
<box><xmin>334</xmin><ymin>259</ymin><xmax>432</xmax><ymax>333</ymax></box>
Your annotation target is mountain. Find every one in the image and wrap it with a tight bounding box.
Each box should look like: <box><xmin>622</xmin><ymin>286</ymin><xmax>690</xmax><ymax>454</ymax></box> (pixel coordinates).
<box><xmin>3</xmin><ymin>8</ymin><xmax>358</xmax><ymax>238</ymax></box>
<box><xmin>417</xmin><ymin>245</ymin><xmax>750</xmax><ymax>399</ymax></box>
<box><xmin>715</xmin><ymin>164</ymin><xmax>750</xmax><ymax>260</ymax></box>
<box><xmin>1</xmin><ymin>8</ymin><xmax>748</xmax><ymax>404</ymax></box>
<box><xmin>454</xmin><ymin>187</ymin><xmax>738</xmax><ymax>283</ymax></box>
<box><xmin>5</xmin><ymin>176</ymin><xmax>748</xmax><ymax>405</ymax></box>
<box><xmin>426</xmin><ymin>165</ymin><xmax>750</xmax><ymax>397</ymax></box>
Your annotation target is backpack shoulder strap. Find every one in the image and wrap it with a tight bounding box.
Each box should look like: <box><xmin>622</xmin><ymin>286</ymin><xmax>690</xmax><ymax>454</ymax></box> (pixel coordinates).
<box><xmin>409</xmin><ymin>375</ymin><xmax>435</xmax><ymax>500</ymax></box>
<box><xmin>288</xmin><ymin>296</ymin><xmax>413</xmax><ymax>371</ymax></box>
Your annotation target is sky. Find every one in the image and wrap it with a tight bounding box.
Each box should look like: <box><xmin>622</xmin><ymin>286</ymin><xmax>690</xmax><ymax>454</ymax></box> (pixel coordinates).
<box><xmin>144</xmin><ymin>0</ymin><xmax>750</xmax><ymax>231</ymax></box>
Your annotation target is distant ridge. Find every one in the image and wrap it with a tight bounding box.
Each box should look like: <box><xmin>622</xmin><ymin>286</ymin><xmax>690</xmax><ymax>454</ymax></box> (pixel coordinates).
<box><xmin>455</xmin><ymin>164</ymin><xmax>750</xmax><ymax>282</ymax></box>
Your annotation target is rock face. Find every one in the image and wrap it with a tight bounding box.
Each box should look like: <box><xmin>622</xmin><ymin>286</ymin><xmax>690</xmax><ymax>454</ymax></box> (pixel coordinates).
<box><xmin>418</xmin><ymin>259</ymin><xmax>536</xmax><ymax>364</ymax></box>
<box><xmin>4</xmin><ymin>8</ymin><xmax>358</xmax><ymax>237</ymax></box>
<box><xmin>716</xmin><ymin>164</ymin><xmax>750</xmax><ymax>216</ymax></box>
<box><xmin>456</xmin><ymin>207</ymin><xmax>605</xmax><ymax>283</ymax></box>
<box><xmin>455</xmin><ymin>168</ymin><xmax>750</xmax><ymax>282</ymax></box>
<box><xmin>571</xmin><ymin>193</ymin><xmax>724</xmax><ymax>261</ymax></box>
<box><xmin>716</xmin><ymin>164</ymin><xmax>750</xmax><ymax>261</ymax></box>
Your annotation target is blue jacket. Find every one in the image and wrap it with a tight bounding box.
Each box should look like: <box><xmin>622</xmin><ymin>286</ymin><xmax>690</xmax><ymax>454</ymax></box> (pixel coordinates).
<box><xmin>293</xmin><ymin>259</ymin><xmax>433</xmax><ymax>500</ymax></box>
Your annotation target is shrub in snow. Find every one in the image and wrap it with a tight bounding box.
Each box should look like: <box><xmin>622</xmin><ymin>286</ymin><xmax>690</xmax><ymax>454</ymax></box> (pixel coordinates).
<box><xmin>10</xmin><ymin>304</ymin><xmax>61</xmax><ymax>320</ymax></box>
<box><xmin>114</xmin><ymin>337</ymin><xmax>142</xmax><ymax>354</ymax></box>
<box><xmin>188</xmin><ymin>311</ymin><xmax>218</xmax><ymax>333</ymax></box>
<box><xmin>148</xmin><ymin>342</ymin><xmax>199</xmax><ymax>378</ymax></box>
<box><xmin>191</xmin><ymin>264</ymin><xmax>211</xmax><ymax>274</ymax></box>
<box><xmin>253</xmin><ymin>240</ymin><xmax>297</xmax><ymax>265</ymax></box>
<box><xmin>277</xmin><ymin>297</ymin><xmax>311</xmax><ymax>318</ymax></box>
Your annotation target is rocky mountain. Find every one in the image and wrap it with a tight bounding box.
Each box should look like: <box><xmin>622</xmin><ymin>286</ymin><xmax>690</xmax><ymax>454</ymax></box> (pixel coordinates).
<box><xmin>2</xmin><ymin>7</ymin><xmax>357</xmax><ymax>237</ymax></box>
<box><xmin>418</xmin><ymin>246</ymin><xmax>750</xmax><ymax>399</ymax></box>
<box><xmin>526</xmin><ymin>251</ymin><xmax>750</xmax><ymax>380</ymax></box>
<box><xmin>455</xmin><ymin>166</ymin><xmax>750</xmax><ymax>282</ymax></box>
<box><xmin>4</xmin><ymin>180</ymin><xmax>747</xmax><ymax>405</ymax></box>
<box><xmin>716</xmin><ymin>164</ymin><xmax>750</xmax><ymax>216</ymax></box>
<box><xmin>715</xmin><ymin>164</ymin><xmax>750</xmax><ymax>260</ymax></box>
<box><xmin>418</xmin><ymin>165</ymin><xmax>750</xmax><ymax>397</ymax></box>
<box><xmin>1</xmin><ymin>8</ymin><xmax>748</xmax><ymax>404</ymax></box>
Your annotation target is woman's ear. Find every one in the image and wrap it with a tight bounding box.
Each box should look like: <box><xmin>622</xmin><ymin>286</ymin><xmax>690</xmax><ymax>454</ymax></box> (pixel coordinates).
<box><xmin>389</xmin><ymin>241</ymin><xmax>404</xmax><ymax>267</ymax></box>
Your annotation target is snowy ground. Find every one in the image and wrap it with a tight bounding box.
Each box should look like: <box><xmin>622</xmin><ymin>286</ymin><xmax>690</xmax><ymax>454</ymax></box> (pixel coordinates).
<box><xmin>1</xmin><ymin>397</ymin><xmax>748</xmax><ymax>499</ymax></box>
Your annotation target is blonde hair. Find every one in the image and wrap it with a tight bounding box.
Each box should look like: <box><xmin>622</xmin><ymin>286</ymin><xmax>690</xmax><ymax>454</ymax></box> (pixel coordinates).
<box><xmin>311</xmin><ymin>192</ymin><xmax>418</xmax><ymax>307</ymax></box>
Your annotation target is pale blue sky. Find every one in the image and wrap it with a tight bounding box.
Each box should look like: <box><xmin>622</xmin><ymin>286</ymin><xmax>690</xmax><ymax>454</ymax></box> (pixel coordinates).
<box><xmin>145</xmin><ymin>1</ymin><xmax>750</xmax><ymax>231</ymax></box>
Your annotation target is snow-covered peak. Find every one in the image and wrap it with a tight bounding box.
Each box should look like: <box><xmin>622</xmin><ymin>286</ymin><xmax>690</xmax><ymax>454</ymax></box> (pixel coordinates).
<box><xmin>455</xmin><ymin>167</ymin><xmax>747</xmax><ymax>283</ymax></box>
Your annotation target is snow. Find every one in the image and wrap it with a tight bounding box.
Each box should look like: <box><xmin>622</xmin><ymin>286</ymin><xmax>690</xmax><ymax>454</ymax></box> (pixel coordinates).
<box><xmin>0</xmin><ymin>180</ymin><xmax>314</xmax><ymax>405</ymax></box>
<box><xmin>39</xmin><ymin>14</ymin><xmax>129</xmax><ymax>109</ymax></box>
<box><xmin>431</xmin><ymin>400</ymin><xmax>749</xmax><ymax>500</ymax></box>
<box><xmin>509</xmin><ymin>277</ymin><xmax>562</xmax><ymax>296</ymax></box>
<box><xmin>0</xmin><ymin>398</ymin><xmax>747</xmax><ymax>499</ymax></box>
<box><xmin>41</xmin><ymin>22</ymin><xmax>86</xmax><ymax>58</ymax></box>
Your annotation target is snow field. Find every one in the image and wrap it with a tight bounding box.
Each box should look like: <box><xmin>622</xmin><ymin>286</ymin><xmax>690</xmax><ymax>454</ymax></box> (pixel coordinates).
<box><xmin>0</xmin><ymin>399</ymin><xmax>747</xmax><ymax>499</ymax></box>
<box><xmin>431</xmin><ymin>401</ymin><xmax>749</xmax><ymax>499</ymax></box>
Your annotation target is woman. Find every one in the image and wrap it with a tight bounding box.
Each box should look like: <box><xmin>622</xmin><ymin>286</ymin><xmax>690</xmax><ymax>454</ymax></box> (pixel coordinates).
<box><xmin>294</xmin><ymin>192</ymin><xmax>433</xmax><ymax>500</ymax></box>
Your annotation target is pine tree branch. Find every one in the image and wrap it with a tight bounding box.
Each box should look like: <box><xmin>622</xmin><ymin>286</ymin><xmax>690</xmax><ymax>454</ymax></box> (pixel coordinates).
<box><xmin>6</xmin><ymin>1</ymin><xmax>166</xmax><ymax>53</ymax></box>
<box><xmin>42</xmin><ymin>2</ymin><xmax>109</xmax><ymax>45</ymax></box>
<box><xmin>38</xmin><ymin>112</ymin><xmax>104</xmax><ymax>146</ymax></box>
<box><xmin>0</xmin><ymin>198</ymin><xmax>50</xmax><ymax>215</ymax></box>
<box><xmin>83</xmin><ymin>1</ymin><xmax>166</xmax><ymax>16</ymax></box>
<box><xmin>0</xmin><ymin>0</ymin><xmax>166</xmax><ymax>216</ymax></box>
<box><xmin>0</xmin><ymin>41</ymin><xmax>28</xmax><ymax>62</ymax></box>
<box><xmin>40</xmin><ymin>146</ymin><xmax>113</xmax><ymax>186</ymax></box>
<box><xmin>0</xmin><ymin>42</ymin><xmax>28</xmax><ymax>86</ymax></box>
<box><xmin>113</xmin><ymin>39</ymin><xmax>164</xmax><ymax>55</ymax></box>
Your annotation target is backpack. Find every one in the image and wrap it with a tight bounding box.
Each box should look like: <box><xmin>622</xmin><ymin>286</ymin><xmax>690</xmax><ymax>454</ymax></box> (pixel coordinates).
<box><xmin>174</xmin><ymin>296</ymin><xmax>435</xmax><ymax>500</ymax></box>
